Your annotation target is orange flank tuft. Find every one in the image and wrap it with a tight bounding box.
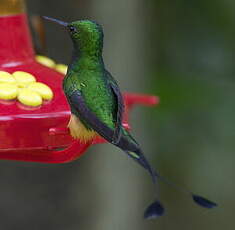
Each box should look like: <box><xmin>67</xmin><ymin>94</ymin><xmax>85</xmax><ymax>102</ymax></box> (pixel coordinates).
<box><xmin>68</xmin><ymin>114</ymin><xmax>97</xmax><ymax>143</ymax></box>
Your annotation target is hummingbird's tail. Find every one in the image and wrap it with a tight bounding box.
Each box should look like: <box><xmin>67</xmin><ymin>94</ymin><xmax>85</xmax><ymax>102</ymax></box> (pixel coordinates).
<box><xmin>114</xmin><ymin>129</ymin><xmax>217</xmax><ymax>219</ymax></box>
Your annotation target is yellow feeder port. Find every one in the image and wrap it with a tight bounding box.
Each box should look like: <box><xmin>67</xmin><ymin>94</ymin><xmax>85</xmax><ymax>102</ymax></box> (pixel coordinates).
<box><xmin>0</xmin><ymin>83</ymin><xmax>18</xmax><ymax>100</ymax></box>
<box><xmin>28</xmin><ymin>82</ymin><xmax>53</xmax><ymax>100</ymax></box>
<box><xmin>36</xmin><ymin>55</ymin><xmax>56</xmax><ymax>68</ymax></box>
<box><xmin>0</xmin><ymin>71</ymin><xmax>16</xmax><ymax>84</ymax></box>
<box><xmin>13</xmin><ymin>71</ymin><xmax>36</xmax><ymax>87</ymax></box>
<box><xmin>18</xmin><ymin>88</ymin><xmax>42</xmax><ymax>107</ymax></box>
<box><xmin>55</xmin><ymin>64</ymin><xmax>68</xmax><ymax>75</ymax></box>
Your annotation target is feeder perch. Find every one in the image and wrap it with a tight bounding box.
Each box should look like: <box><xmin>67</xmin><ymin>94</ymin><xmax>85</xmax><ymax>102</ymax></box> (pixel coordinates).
<box><xmin>0</xmin><ymin>0</ymin><xmax>159</xmax><ymax>163</ymax></box>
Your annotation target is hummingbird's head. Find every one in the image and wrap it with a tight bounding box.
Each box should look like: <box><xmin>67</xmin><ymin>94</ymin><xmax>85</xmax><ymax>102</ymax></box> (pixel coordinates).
<box><xmin>43</xmin><ymin>17</ymin><xmax>103</xmax><ymax>56</ymax></box>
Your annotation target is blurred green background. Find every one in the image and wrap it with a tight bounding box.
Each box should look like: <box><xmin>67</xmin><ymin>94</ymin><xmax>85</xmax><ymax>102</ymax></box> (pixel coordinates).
<box><xmin>0</xmin><ymin>0</ymin><xmax>234</xmax><ymax>229</ymax></box>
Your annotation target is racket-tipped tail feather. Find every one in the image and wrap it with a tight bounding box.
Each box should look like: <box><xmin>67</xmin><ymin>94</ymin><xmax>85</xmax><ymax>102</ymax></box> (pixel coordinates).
<box><xmin>144</xmin><ymin>200</ymin><xmax>165</xmax><ymax>219</ymax></box>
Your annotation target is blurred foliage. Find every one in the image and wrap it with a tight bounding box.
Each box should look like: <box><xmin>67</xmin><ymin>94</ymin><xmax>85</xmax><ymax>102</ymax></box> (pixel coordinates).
<box><xmin>147</xmin><ymin>0</ymin><xmax>235</xmax><ymax>78</ymax></box>
<box><xmin>143</xmin><ymin>0</ymin><xmax>235</xmax><ymax>229</ymax></box>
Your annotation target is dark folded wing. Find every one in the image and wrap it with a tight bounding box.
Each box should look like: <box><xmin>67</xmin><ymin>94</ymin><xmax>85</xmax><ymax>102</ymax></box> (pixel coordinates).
<box><xmin>109</xmin><ymin>82</ymin><xmax>124</xmax><ymax>144</ymax></box>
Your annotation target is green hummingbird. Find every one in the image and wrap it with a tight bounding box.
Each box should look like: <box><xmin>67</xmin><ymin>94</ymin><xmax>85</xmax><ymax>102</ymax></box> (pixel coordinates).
<box><xmin>43</xmin><ymin>16</ymin><xmax>217</xmax><ymax>219</ymax></box>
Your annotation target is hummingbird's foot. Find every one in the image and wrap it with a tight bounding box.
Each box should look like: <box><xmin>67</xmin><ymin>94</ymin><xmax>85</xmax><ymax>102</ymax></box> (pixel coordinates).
<box><xmin>111</xmin><ymin>128</ymin><xmax>122</xmax><ymax>145</ymax></box>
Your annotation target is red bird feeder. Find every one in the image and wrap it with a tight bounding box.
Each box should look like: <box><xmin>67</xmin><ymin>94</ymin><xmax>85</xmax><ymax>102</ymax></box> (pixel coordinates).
<box><xmin>0</xmin><ymin>0</ymin><xmax>159</xmax><ymax>163</ymax></box>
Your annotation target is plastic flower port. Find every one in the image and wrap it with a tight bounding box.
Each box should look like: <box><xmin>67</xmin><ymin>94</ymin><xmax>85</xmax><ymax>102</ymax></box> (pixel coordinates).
<box><xmin>0</xmin><ymin>70</ymin><xmax>53</xmax><ymax>107</ymax></box>
<box><xmin>36</xmin><ymin>55</ymin><xmax>68</xmax><ymax>75</ymax></box>
<box><xmin>0</xmin><ymin>83</ymin><xmax>18</xmax><ymax>100</ymax></box>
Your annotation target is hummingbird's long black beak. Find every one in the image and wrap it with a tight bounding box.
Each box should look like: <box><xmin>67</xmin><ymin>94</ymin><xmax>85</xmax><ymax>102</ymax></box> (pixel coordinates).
<box><xmin>43</xmin><ymin>16</ymin><xmax>68</xmax><ymax>27</ymax></box>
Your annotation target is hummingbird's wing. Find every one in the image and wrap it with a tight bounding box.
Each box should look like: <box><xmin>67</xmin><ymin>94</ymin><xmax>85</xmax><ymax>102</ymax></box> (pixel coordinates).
<box><xmin>69</xmin><ymin>90</ymin><xmax>117</xmax><ymax>143</ymax></box>
<box><xmin>109</xmin><ymin>81</ymin><xmax>124</xmax><ymax>144</ymax></box>
<box><xmin>105</xmin><ymin>70</ymin><xmax>125</xmax><ymax>144</ymax></box>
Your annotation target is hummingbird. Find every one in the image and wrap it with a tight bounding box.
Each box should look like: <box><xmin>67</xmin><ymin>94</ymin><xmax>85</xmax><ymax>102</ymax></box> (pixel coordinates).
<box><xmin>43</xmin><ymin>16</ymin><xmax>217</xmax><ymax>219</ymax></box>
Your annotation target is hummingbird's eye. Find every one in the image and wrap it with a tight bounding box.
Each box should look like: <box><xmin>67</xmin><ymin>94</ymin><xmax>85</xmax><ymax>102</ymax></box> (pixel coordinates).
<box><xmin>69</xmin><ymin>26</ymin><xmax>77</xmax><ymax>33</ymax></box>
